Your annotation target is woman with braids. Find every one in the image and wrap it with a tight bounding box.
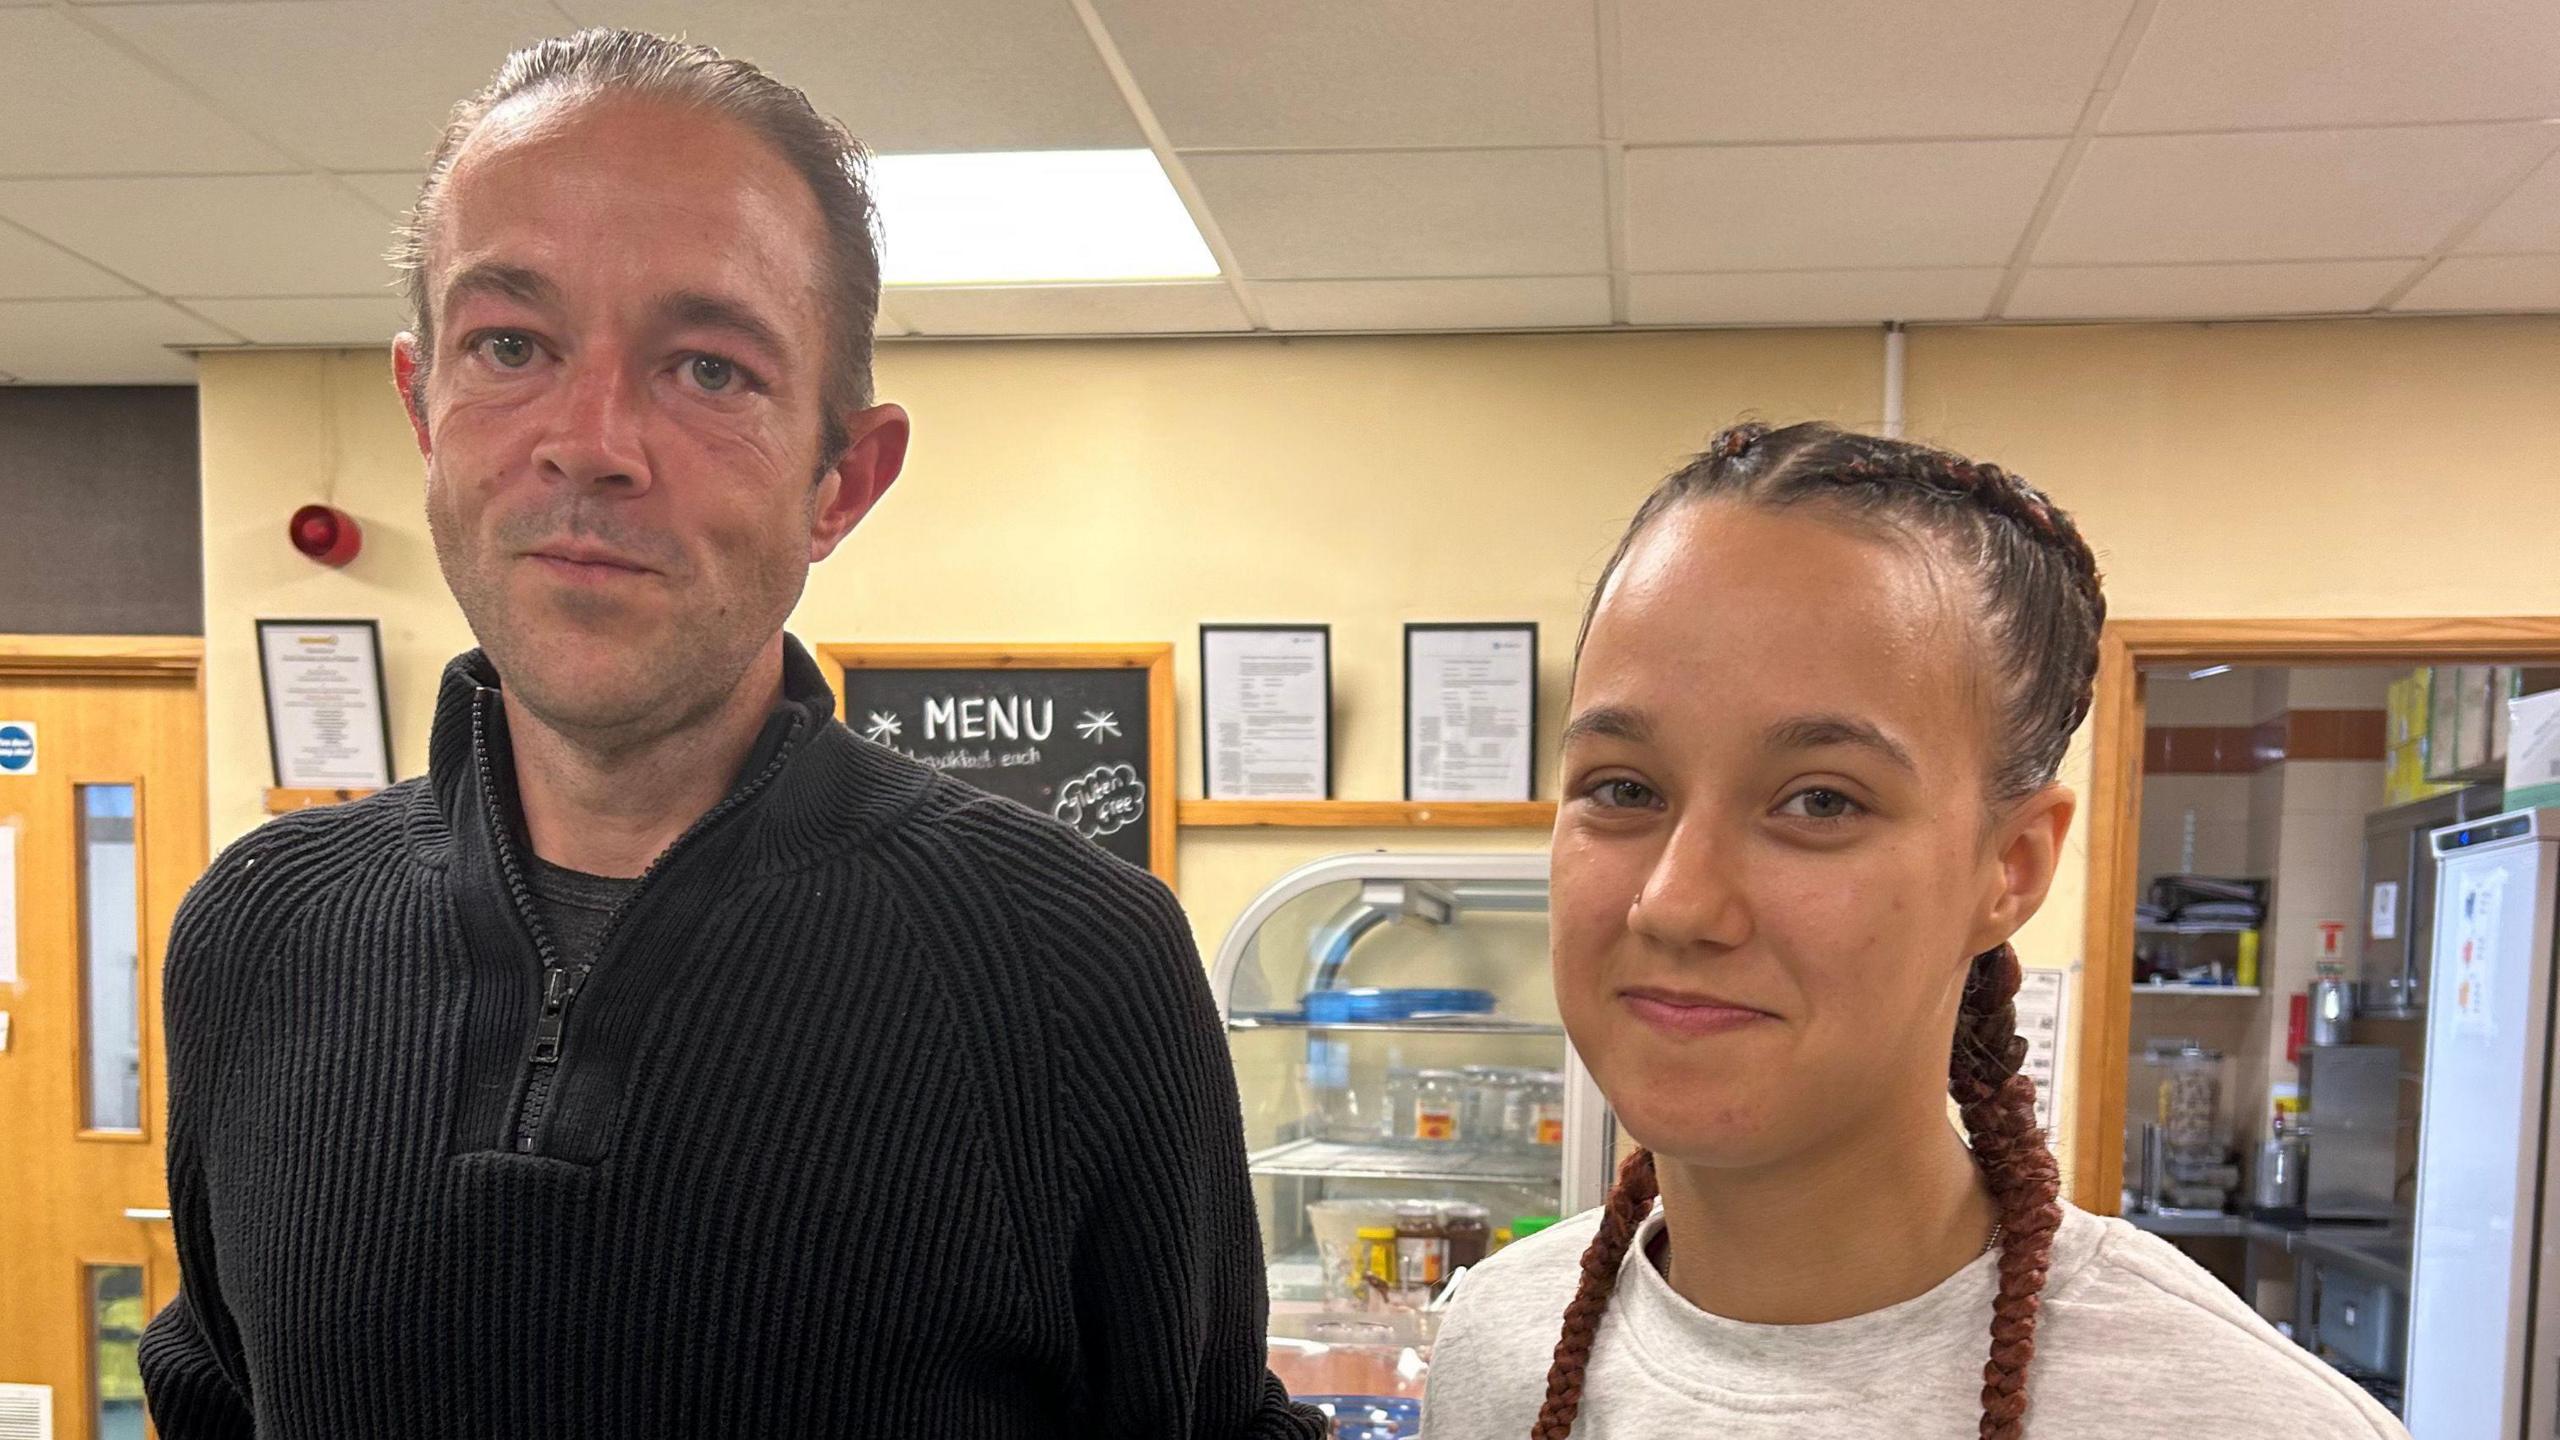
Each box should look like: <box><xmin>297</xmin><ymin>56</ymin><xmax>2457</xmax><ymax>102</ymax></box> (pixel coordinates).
<box><xmin>1422</xmin><ymin>423</ymin><xmax>2405</xmax><ymax>1439</ymax></box>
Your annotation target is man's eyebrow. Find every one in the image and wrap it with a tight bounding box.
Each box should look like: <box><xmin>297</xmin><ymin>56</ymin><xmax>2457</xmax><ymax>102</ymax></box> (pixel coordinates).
<box><xmin>441</xmin><ymin>261</ymin><xmax>557</xmax><ymax>317</ymax></box>
<box><xmin>1561</xmin><ymin>705</ymin><xmax>1650</xmax><ymax>748</ymax></box>
<box><xmin>1765</xmin><ymin>714</ymin><xmax>1917</xmax><ymax>773</ymax></box>
<box><xmin>656</xmin><ymin>290</ymin><xmax>792</xmax><ymax>362</ymax></box>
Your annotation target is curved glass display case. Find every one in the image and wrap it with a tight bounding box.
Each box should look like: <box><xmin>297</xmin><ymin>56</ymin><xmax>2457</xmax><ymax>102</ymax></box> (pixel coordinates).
<box><xmin>1213</xmin><ymin>851</ymin><xmax>1613</xmax><ymax>1368</ymax></box>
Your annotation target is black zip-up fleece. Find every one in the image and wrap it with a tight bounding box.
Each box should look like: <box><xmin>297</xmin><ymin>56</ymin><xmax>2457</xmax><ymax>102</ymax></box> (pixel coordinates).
<box><xmin>140</xmin><ymin>635</ymin><xmax>1320</xmax><ymax>1440</ymax></box>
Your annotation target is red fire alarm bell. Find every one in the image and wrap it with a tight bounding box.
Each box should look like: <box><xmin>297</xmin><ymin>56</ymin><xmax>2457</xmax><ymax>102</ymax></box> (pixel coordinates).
<box><xmin>289</xmin><ymin>504</ymin><xmax>362</xmax><ymax>567</ymax></box>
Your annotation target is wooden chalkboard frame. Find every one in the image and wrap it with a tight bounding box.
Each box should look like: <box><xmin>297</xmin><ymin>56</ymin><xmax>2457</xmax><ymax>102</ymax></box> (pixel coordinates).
<box><xmin>816</xmin><ymin>642</ymin><xmax>1179</xmax><ymax>888</ymax></box>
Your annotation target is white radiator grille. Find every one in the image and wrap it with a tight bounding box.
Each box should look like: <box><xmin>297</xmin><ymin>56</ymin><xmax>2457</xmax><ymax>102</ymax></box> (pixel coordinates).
<box><xmin>0</xmin><ymin>1384</ymin><xmax>52</xmax><ymax>1440</ymax></box>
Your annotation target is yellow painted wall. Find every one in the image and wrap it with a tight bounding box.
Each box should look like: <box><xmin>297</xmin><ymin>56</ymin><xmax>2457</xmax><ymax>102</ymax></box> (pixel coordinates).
<box><xmin>198</xmin><ymin>317</ymin><xmax>2560</xmax><ymax>1190</ymax></box>
<box><xmin>199</xmin><ymin>329</ymin><xmax>1886</xmax><ymax>946</ymax></box>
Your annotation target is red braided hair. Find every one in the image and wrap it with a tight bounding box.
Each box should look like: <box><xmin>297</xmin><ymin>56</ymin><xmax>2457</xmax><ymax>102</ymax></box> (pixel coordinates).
<box><xmin>1534</xmin><ymin>422</ymin><xmax>2104</xmax><ymax>1439</ymax></box>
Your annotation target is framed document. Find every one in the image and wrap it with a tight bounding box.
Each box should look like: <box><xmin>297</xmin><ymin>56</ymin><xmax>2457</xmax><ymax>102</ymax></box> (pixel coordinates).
<box><xmin>2013</xmin><ymin>966</ymin><xmax>2071</xmax><ymax>1137</ymax></box>
<box><xmin>1201</xmin><ymin>624</ymin><xmax>1332</xmax><ymax>801</ymax></box>
<box><xmin>256</xmin><ymin>618</ymin><xmax>395</xmax><ymax>789</ymax></box>
<box><xmin>1405</xmin><ymin>622</ymin><xmax>1538</xmax><ymax>802</ymax></box>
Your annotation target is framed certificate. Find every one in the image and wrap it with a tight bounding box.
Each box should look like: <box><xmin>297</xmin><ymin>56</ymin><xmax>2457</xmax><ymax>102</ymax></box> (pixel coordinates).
<box><xmin>256</xmin><ymin>618</ymin><xmax>395</xmax><ymax>789</ymax></box>
<box><xmin>1405</xmin><ymin>622</ymin><xmax>1538</xmax><ymax>802</ymax></box>
<box><xmin>1201</xmin><ymin>624</ymin><xmax>1332</xmax><ymax>801</ymax></box>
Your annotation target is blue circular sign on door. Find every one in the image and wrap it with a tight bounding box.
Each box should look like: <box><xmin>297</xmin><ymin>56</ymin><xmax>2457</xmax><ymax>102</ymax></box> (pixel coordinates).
<box><xmin>0</xmin><ymin>723</ymin><xmax>33</xmax><ymax>773</ymax></box>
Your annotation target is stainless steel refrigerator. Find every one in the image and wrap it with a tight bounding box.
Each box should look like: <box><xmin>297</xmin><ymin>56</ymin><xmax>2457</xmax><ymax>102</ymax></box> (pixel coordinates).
<box><xmin>2405</xmin><ymin>808</ymin><xmax>2560</xmax><ymax>1436</ymax></box>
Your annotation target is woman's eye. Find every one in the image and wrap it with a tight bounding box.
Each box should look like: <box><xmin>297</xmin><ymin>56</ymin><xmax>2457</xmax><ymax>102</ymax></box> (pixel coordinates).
<box><xmin>1586</xmin><ymin>778</ymin><xmax>1660</xmax><ymax>810</ymax></box>
<box><xmin>478</xmin><ymin>332</ymin><xmax>535</xmax><ymax>369</ymax></box>
<box><xmin>686</xmin><ymin>355</ymin><xmax>737</xmax><ymax>392</ymax></box>
<box><xmin>1777</xmin><ymin>787</ymin><xmax>1862</xmax><ymax>822</ymax></box>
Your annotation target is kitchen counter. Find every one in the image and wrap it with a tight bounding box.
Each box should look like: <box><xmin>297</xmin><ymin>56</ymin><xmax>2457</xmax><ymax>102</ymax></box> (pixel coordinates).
<box><xmin>2125</xmin><ymin>1208</ymin><xmax>2412</xmax><ymax>1288</ymax></box>
<box><xmin>2265</xmin><ymin>1221</ymin><xmax>2412</xmax><ymax>1290</ymax></box>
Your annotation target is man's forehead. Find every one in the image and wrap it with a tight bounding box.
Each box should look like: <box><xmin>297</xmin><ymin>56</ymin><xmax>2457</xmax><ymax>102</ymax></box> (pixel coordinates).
<box><xmin>425</xmin><ymin>89</ymin><xmax>827</xmax><ymax>325</ymax></box>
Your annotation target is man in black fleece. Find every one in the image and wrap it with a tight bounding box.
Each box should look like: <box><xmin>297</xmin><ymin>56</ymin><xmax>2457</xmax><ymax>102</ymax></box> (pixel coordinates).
<box><xmin>139</xmin><ymin>27</ymin><xmax>1321</xmax><ymax>1440</ymax></box>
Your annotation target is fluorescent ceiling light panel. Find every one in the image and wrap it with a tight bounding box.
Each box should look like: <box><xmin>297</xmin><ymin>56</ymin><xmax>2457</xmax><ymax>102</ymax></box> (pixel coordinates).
<box><xmin>871</xmin><ymin>149</ymin><xmax>1219</xmax><ymax>286</ymax></box>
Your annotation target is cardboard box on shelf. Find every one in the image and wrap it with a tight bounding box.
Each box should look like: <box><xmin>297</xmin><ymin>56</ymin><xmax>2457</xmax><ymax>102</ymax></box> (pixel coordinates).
<box><xmin>2387</xmin><ymin>673</ymin><xmax>2420</xmax><ymax>748</ymax></box>
<box><xmin>2385</xmin><ymin>738</ymin><xmax>2464</xmax><ymax>809</ymax></box>
<box><xmin>2509</xmin><ymin>688</ymin><xmax>2560</xmax><ymax>812</ymax></box>
<box><xmin>2427</xmin><ymin>666</ymin><xmax>2463</xmax><ymax>781</ymax></box>
<box><xmin>2490</xmin><ymin>668</ymin><xmax>2560</xmax><ymax>770</ymax></box>
<box><xmin>2455</xmin><ymin>665</ymin><xmax>2497</xmax><ymax>777</ymax></box>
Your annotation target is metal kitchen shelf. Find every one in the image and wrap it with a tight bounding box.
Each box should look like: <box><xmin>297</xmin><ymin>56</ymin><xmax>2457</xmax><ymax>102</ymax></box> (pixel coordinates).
<box><xmin>1227</xmin><ymin>1013</ymin><xmax>1566</xmax><ymax>1037</ymax></box>
<box><xmin>1247</xmin><ymin>1137</ymin><xmax>1559</xmax><ymax>1185</ymax></box>
<box><xmin>2134</xmin><ymin>921</ymin><xmax>2260</xmax><ymax>936</ymax></box>
<box><xmin>2132</xmin><ymin>984</ymin><xmax>2264</xmax><ymax>998</ymax></box>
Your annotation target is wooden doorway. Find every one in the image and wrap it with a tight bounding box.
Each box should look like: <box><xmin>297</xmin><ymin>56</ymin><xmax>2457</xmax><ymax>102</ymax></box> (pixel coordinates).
<box><xmin>0</xmin><ymin>636</ymin><xmax>204</xmax><ymax>1440</ymax></box>
<box><xmin>2068</xmin><ymin>617</ymin><xmax>2560</xmax><ymax>1209</ymax></box>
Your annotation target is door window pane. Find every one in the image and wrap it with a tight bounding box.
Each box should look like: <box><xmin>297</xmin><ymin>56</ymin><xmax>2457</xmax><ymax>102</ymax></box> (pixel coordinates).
<box><xmin>78</xmin><ymin>784</ymin><xmax>141</xmax><ymax>1133</ymax></box>
<box><xmin>89</xmin><ymin>1263</ymin><xmax>147</xmax><ymax>1440</ymax></box>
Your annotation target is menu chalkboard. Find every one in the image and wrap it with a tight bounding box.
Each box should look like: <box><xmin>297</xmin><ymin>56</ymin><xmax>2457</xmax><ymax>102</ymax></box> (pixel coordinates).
<box><xmin>822</xmin><ymin>644</ymin><xmax>1177</xmax><ymax>885</ymax></box>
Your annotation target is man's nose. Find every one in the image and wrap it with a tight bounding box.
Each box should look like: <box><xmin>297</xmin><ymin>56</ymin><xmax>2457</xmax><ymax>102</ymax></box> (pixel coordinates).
<box><xmin>531</xmin><ymin>356</ymin><xmax>652</xmax><ymax>494</ymax></box>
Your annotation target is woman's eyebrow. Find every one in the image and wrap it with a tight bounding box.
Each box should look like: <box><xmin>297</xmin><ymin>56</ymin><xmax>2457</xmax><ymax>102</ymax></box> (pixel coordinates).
<box><xmin>1765</xmin><ymin>713</ymin><xmax>1916</xmax><ymax>773</ymax></box>
<box><xmin>1561</xmin><ymin>705</ymin><xmax>1650</xmax><ymax>747</ymax></box>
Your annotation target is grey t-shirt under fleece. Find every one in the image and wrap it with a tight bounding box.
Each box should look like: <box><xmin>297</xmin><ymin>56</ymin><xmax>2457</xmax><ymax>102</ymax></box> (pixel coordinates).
<box><xmin>1422</xmin><ymin>1201</ymin><xmax>2409</xmax><ymax>1439</ymax></box>
<box><xmin>526</xmin><ymin>855</ymin><xmax>636</xmax><ymax>974</ymax></box>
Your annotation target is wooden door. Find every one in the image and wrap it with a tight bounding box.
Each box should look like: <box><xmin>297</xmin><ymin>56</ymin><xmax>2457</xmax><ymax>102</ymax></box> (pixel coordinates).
<box><xmin>0</xmin><ymin>639</ymin><xmax>204</xmax><ymax>1440</ymax></box>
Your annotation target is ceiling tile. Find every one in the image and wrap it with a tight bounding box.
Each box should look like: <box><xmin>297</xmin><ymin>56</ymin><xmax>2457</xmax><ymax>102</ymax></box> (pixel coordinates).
<box><xmin>2105</xmin><ymin>0</ymin><xmax>2560</xmax><ymax>132</ymax></box>
<box><xmin>1624</xmin><ymin>140</ymin><xmax>2061</xmax><ymax>271</ymax></box>
<box><xmin>1626</xmin><ymin>269</ymin><xmax>1998</xmax><ymax>325</ymax></box>
<box><xmin>0</xmin><ymin>175</ymin><xmax>399</xmax><ymax>296</ymax></box>
<box><xmin>86</xmin><ymin>1</ymin><xmax>581</xmax><ymax>171</ymax></box>
<box><xmin>2038</xmin><ymin>126</ymin><xmax>2555</xmax><ymax>264</ymax></box>
<box><xmin>0</xmin><ymin>298</ymin><xmax>230</xmax><ymax>382</ymax></box>
<box><xmin>1255</xmin><ymin>276</ymin><xmax>1610</xmax><ymax>331</ymax></box>
<box><xmin>0</xmin><ymin>10</ymin><xmax>293</xmax><ymax>175</ymax></box>
<box><xmin>181</xmin><ymin>294</ymin><xmax>411</xmax><ymax>345</ymax></box>
<box><xmin>1184</xmin><ymin>149</ymin><xmax>1607</xmax><ymax>279</ymax></box>
<box><xmin>885</xmin><ymin>282</ymin><xmax>1247</xmax><ymax>336</ymax></box>
<box><xmin>1090</xmin><ymin>0</ymin><xmax>1595</xmax><ymax>149</ymax></box>
<box><xmin>1617</xmin><ymin>0</ymin><xmax>2131</xmax><ymax>143</ymax></box>
<box><xmin>2460</xmin><ymin>150</ymin><xmax>2560</xmax><ymax>254</ymax></box>
<box><xmin>556</xmin><ymin>0</ymin><xmax>1139</xmax><ymax>153</ymax></box>
<box><xmin>0</xmin><ymin>220</ymin><xmax>139</xmax><ymax>299</ymax></box>
<box><xmin>2005</xmin><ymin>261</ymin><xmax>2412</xmax><ymax>319</ymax></box>
<box><xmin>2396</xmin><ymin>254</ymin><xmax>2560</xmax><ymax>311</ymax></box>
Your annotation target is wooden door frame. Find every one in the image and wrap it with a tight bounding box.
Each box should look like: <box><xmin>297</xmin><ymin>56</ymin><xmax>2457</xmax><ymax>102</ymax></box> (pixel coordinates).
<box><xmin>1</xmin><ymin>633</ymin><xmax>203</xmax><ymax>1440</ymax></box>
<box><xmin>2070</xmin><ymin>616</ymin><xmax>2560</xmax><ymax>1208</ymax></box>
<box><xmin>0</xmin><ymin>634</ymin><xmax>202</xmax><ymax>681</ymax></box>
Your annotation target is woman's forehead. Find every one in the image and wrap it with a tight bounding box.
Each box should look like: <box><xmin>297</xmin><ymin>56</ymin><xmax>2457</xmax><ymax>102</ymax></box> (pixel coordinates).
<box><xmin>1577</xmin><ymin>501</ymin><xmax>1986</xmax><ymax>760</ymax></box>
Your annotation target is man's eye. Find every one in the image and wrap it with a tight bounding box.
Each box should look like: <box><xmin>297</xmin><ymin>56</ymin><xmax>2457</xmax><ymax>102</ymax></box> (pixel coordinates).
<box><xmin>479</xmin><ymin>333</ymin><xmax>535</xmax><ymax>368</ymax></box>
<box><xmin>687</xmin><ymin>355</ymin><xmax>736</xmax><ymax>392</ymax></box>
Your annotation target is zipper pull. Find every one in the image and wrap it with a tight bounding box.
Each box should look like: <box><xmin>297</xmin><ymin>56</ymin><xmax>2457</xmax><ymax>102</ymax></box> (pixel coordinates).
<box><xmin>531</xmin><ymin>968</ymin><xmax>571</xmax><ymax>1063</ymax></box>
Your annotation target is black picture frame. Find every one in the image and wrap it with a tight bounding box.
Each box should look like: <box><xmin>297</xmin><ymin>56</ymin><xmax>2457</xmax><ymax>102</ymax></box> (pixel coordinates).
<box><xmin>1403</xmin><ymin>621</ymin><xmax>1539</xmax><ymax>803</ymax></box>
<box><xmin>1199</xmin><ymin>623</ymin><xmax>1334</xmax><ymax>801</ymax></box>
<box><xmin>254</xmin><ymin>617</ymin><xmax>396</xmax><ymax>789</ymax></box>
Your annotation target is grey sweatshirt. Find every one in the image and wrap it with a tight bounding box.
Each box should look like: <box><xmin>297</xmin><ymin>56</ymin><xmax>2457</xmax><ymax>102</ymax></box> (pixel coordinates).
<box><xmin>1422</xmin><ymin>1201</ymin><xmax>2408</xmax><ymax>1438</ymax></box>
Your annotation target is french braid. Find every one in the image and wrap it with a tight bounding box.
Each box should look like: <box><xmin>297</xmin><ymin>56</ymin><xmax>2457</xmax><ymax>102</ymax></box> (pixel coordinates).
<box><xmin>1539</xmin><ymin>422</ymin><xmax>2106</xmax><ymax>1439</ymax></box>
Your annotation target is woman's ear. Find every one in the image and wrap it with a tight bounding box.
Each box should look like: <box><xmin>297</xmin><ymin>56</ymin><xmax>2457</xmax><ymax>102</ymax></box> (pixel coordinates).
<box><xmin>1968</xmin><ymin>783</ymin><xmax>2078</xmax><ymax>957</ymax></box>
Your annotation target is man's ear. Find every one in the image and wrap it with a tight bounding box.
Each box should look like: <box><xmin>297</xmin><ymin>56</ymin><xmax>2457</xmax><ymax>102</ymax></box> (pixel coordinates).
<box><xmin>1967</xmin><ymin>783</ymin><xmax>2077</xmax><ymax>957</ymax></box>
<box><xmin>809</xmin><ymin>402</ymin><xmax>911</xmax><ymax>562</ymax></box>
<box><xmin>391</xmin><ymin>333</ymin><xmax>432</xmax><ymax>458</ymax></box>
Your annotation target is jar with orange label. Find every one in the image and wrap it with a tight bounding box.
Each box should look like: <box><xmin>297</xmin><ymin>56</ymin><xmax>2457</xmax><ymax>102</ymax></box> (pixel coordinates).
<box><xmin>1525</xmin><ymin>1072</ymin><xmax>1566</xmax><ymax>1151</ymax></box>
<box><xmin>1409</xmin><ymin>1070</ymin><xmax>1465</xmax><ymax>1145</ymax></box>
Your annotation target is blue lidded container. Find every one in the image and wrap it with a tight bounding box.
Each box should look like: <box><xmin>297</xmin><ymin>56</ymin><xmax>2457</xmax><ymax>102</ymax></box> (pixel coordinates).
<box><xmin>1299</xmin><ymin>1395</ymin><xmax>1421</xmax><ymax>1439</ymax></box>
<box><xmin>1301</xmin><ymin>987</ymin><xmax>1497</xmax><ymax>1024</ymax></box>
